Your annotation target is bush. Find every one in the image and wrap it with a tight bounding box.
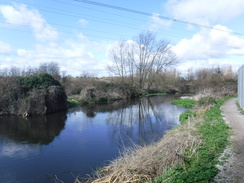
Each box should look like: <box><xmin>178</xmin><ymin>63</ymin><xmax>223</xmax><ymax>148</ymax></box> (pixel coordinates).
<box><xmin>19</xmin><ymin>73</ymin><xmax>60</xmax><ymax>91</ymax></box>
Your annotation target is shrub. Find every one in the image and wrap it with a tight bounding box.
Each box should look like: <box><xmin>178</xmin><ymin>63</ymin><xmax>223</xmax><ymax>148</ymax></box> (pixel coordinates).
<box><xmin>38</xmin><ymin>73</ymin><xmax>61</xmax><ymax>88</ymax></box>
<box><xmin>19</xmin><ymin>73</ymin><xmax>60</xmax><ymax>91</ymax></box>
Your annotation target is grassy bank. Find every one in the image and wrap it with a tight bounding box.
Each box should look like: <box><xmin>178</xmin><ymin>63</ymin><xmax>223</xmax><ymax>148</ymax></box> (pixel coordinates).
<box><xmin>171</xmin><ymin>98</ymin><xmax>196</xmax><ymax>108</ymax></box>
<box><xmin>81</xmin><ymin>96</ymin><xmax>232</xmax><ymax>183</ymax></box>
<box><xmin>156</xmin><ymin>97</ymin><xmax>231</xmax><ymax>182</ymax></box>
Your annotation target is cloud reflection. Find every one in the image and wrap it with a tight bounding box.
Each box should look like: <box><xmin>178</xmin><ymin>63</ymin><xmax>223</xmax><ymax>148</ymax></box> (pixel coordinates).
<box><xmin>0</xmin><ymin>137</ymin><xmax>40</xmax><ymax>158</ymax></box>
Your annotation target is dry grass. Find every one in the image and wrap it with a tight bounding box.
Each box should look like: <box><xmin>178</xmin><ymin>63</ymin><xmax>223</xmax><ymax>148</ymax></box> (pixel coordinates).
<box><xmin>82</xmin><ymin>115</ymin><xmax>204</xmax><ymax>183</ymax></box>
<box><xmin>181</xmin><ymin>88</ymin><xmax>236</xmax><ymax>101</ymax></box>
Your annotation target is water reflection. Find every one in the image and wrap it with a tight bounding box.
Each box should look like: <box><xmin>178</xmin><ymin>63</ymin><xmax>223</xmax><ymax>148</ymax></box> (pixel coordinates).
<box><xmin>0</xmin><ymin>95</ymin><xmax>186</xmax><ymax>183</ymax></box>
<box><xmin>107</xmin><ymin>96</ymin><xmax>186</xmax><ymax>146</ymax></box>
<box><xmin>79</xmin><ymin>99</ymin><xmax>135</xmax><ymax>118</ymax></box>
<box><xmin>0</xmin><ymin>112</ymin><xmax>66</xmax><ymax>145</ymax></box>
<box><xmin>80</xmin><ymin>95</ymin><xmax>187</xmax><ymax>146</ymax></box>
<box><xmin>0</xmin><ymin>136</ymin><xmax>40</xmax><ymax>158</ymax></box>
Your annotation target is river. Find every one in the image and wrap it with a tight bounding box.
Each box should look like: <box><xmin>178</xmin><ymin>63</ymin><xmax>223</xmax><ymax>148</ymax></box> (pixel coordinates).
<box><xmin>0</xmin><ymin>95</ymin><xmax>187</xmax><ymax>183</ymax></box>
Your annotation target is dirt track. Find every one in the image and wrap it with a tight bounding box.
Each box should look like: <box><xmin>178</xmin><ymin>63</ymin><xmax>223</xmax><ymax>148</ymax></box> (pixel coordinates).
<box><xmin>218</xmin><ymin>98</ymin><xmax>244</xmax><ymax>182</ymax></box>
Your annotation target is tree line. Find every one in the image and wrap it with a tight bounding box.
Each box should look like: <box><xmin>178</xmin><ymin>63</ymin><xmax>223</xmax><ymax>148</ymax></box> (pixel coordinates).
<box><xmin>0</xmin><ymin>32</ymin><xmax>237</xmax><ymax>97</ymax></box>
<box><xmin>0</xmin><ymin>62</ymin><xmax>60</xmax><ymax>80</ymax></box>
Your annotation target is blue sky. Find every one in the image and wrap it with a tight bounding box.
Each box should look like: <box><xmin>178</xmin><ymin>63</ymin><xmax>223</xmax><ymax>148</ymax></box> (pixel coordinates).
<box><xmin>0</xmin><ymin>0</ymin><xmax>244</xmax><ymax>76</ymax></box>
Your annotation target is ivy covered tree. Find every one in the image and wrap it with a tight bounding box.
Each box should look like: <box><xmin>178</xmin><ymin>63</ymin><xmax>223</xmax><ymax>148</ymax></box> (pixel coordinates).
<box><xmin>19</xmin><ymin>73</ymin><xmax>61</xmax><ymax>92</ymax></box>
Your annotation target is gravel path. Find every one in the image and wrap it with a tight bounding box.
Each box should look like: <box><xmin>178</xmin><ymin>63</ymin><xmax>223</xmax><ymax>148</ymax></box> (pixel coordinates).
<box><xmin>216</xmin><ymin>98</ymin><xmax>244</xmax><ymax>182</ymax></box>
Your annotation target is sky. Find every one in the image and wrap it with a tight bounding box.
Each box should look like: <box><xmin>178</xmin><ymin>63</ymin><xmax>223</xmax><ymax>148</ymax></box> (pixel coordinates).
<box><xmin>0</xmin><ymin>0</ymin><xmax>244</xmax><ymax>77</ymax></box>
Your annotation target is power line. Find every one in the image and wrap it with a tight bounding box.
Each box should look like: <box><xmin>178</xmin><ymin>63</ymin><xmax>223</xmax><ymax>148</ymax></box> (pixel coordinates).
<box><xmin>2</xmin><ymin>0</ymin><xmax>237</xmax><ymax>45</ymax></box>
<box><xmin>51</xmin><ymin>0</ymin><xmax>145</xmax><ymax>22</ymax></box>
<box><xmin>73</xmin><ymin>0</ymin><xmax>244</xmax><ymax>36</ymax></box>
<box><xmin>0</xmin><ymin>20</ymin><xmax>192</xmax><ymax>44</ymax></box>
<box><xmin>0</xmin><ymin>0</ymin><xmax>195</xmax><ymax>41</ymax></box>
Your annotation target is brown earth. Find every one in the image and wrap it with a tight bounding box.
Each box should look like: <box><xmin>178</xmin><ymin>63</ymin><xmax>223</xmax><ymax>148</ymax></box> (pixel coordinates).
<box><xmin>216</xmin><ymin>98</ymin><xmax>244</xmax><ymax>182</ymax></box>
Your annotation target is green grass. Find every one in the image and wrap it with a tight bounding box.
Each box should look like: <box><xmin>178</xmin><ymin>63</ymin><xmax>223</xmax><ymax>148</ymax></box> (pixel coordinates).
<box><xmin>236</xmin><ymin>102</ymin><xmax>244</xmax><ymax>115</ymax></box>
<box><xmin>155</xmin><ymin>97</ymin><xmax>232</xmax><ymax>183</ymax></box>
<box><xmin>179</xmin><ymin>110</ymin><xmax>197</xmax><ymax>124</ymax></box>
<box><xmin>171</xmin><ymin>99</ymin><xmax>196</xmax><ymax>108</ymax></box>
<box><xmin>67</xmin><ymin>100</ymin><xmax>80</xmax><ymax>108</ymax></box>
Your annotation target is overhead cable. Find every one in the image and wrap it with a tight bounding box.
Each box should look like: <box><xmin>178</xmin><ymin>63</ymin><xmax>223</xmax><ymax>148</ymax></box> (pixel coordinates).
<box><xmin>73</xmin><ymin>0</ymin><xmax>244</xmax><ymax>36</ymax></box>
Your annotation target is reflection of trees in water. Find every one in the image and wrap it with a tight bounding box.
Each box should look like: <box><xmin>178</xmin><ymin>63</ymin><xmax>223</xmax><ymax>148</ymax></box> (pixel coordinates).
<box><xmin>79</xmin><ymin>100</ymin><xmax>138</xmax><ymax>118</ymax></box>
<box><xmin>78</xmin><ymin>95</ymin><xmax>185</xmax><ymax>147</ymax></box>
<box><xmin>106</xmin><ymin>95</ymin><xmax>186</xmax><ymax>146</ymax></box>
<box><xmin>0</xmin><ymin>112</ymin><xmax>67</xmax><ymax>145</ymax></box>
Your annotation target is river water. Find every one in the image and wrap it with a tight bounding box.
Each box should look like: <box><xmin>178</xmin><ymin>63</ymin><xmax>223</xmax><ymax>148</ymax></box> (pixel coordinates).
<box><xmin>0</xmin><ymin>95</ymin><xmax>187</xmax><ymax>183</ymax></box>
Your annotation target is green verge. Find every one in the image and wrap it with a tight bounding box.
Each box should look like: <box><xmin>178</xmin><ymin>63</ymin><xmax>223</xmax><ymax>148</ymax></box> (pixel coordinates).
<box><xmin>171</xmin><ymin>99</ymin><xmax>196</xmax><ymax>108</ymax></box>
<box><xmin>171</xmin><ymin>99</ymin><xmax>196</xmax><ymax>124</ymax></box>
<box><xmin>155</xmin><ymin>96</ymin><xmax>232</xmax><ymax>183</ymax></box>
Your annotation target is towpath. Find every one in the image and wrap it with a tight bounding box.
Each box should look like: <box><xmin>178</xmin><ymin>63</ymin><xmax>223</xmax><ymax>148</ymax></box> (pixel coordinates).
<box><xmin>219</xmin><ymin>98</ymin><xmax>244</xmax><ymax>182</ymax></box>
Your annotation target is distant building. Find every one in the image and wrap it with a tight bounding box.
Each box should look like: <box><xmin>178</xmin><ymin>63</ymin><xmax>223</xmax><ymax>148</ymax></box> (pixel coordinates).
<box><xmin>238</xmin><ymin>65</ymin><xmax>244</xmax><ymax>110</ymax></box>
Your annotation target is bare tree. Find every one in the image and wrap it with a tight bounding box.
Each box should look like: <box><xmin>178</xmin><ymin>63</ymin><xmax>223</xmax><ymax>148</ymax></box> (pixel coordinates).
<box><xmin>107</xmin><ymin>41</ymin><xmax>130</xmax><ymax>83</ymax></box>
<box><xmin>9</xmin><ymin>66</ymin><xmax>21</xmax><ymax>76</ymax></box>
<box><xmin>22</xmin><ymin>67</ymin><xmax>37</xmax><ymax>76</ymax></box>
<box><xmin>0</xmin><ymin>67</ymin><xmax>9</xmax><ymax>76</ymax></box>
<box><xmin>38</xmin><ymin>62</ymin><xmax>60</xmax><ymax>80</ymax></box>
<box><xmin>80</xmin><ymin>71</ymin><xmax>97</xmax><ymax>78</ymax></box>
<box><xmin>107</xmin><ymin>32</ymin><xmax>177</xmax><ymax>89</ymax></box>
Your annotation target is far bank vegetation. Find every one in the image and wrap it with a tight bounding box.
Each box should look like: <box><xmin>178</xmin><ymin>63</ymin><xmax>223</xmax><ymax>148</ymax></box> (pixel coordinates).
<box><xmin>0</xmin><ymin>61</ymin><xmax>237</xmax><ymax>105</ymax></box>
<box><xmin>0</xmin><ymin>32</ymin><xmax>237</xmax><ymax>106</ymax></box>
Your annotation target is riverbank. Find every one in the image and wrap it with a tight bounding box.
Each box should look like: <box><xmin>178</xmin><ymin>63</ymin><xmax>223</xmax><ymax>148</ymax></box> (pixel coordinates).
<box><xmin>67</xmin><ymin>83</ymin><xmax>170</xmax><ymax>107</ymax></box>
<box><xmin>0</xmin><ymin>74</ymin><xmax>67</xmax><ymax>116</ymax></box>
<box><xmin>80</xmin><ymin>96</ymin><xmax>232</xmax><ymax>183</ymax></box>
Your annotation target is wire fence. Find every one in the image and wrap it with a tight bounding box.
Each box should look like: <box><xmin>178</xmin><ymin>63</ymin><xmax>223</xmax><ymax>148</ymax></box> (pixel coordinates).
<box><xmin>238</xmin><ymin>65</ymin><xmax>244</xmax><ymax>109</ymax></box>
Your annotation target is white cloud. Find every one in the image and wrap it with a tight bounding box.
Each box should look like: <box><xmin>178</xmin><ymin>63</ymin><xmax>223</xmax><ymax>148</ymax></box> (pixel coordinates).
<box><xmin>0</xmin><ymin>42</ymin><xmax>12</xmax><ymax>54</ymax></box>
<box><xmin>172</xmin><ymin>25</ymin><xmax>244</xmax><ymax>73</ymax></box>
<box><xmin>149</xmin><ymin>13</ymin><xmax>172</xmax><ymax>31</ymax></box>
<box><xmin>164</xmin><ymin>0</ymin><xmax>244</xmax><ymax>25</ymax></box>
<box><xmin>5</xmin><ymin>33</ymin><xmax>111</xmax><ymax>76</ymax></box>
<box><xmin>176</xmin><ymin>58</ymin><xmax>241</xmax><ymax>75</ymax></box>
<box><xmin>0</xmin><ymin>141</ymin><xmax>39</xmax><ymax>158</ymax></box>
<box><xmin>78</xmin><ymin>19</ymin><xmax>89</xmax><ymax>26</ymax></box>
<box><xmin>173</xmin><ymin>25</ymin><xmax>244</xmax><ymax>61</ymax></box>
<box><xmin>0</xmin><ymin>4</ymin><xmax>59</xmax><ymax>41</ymax></box>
